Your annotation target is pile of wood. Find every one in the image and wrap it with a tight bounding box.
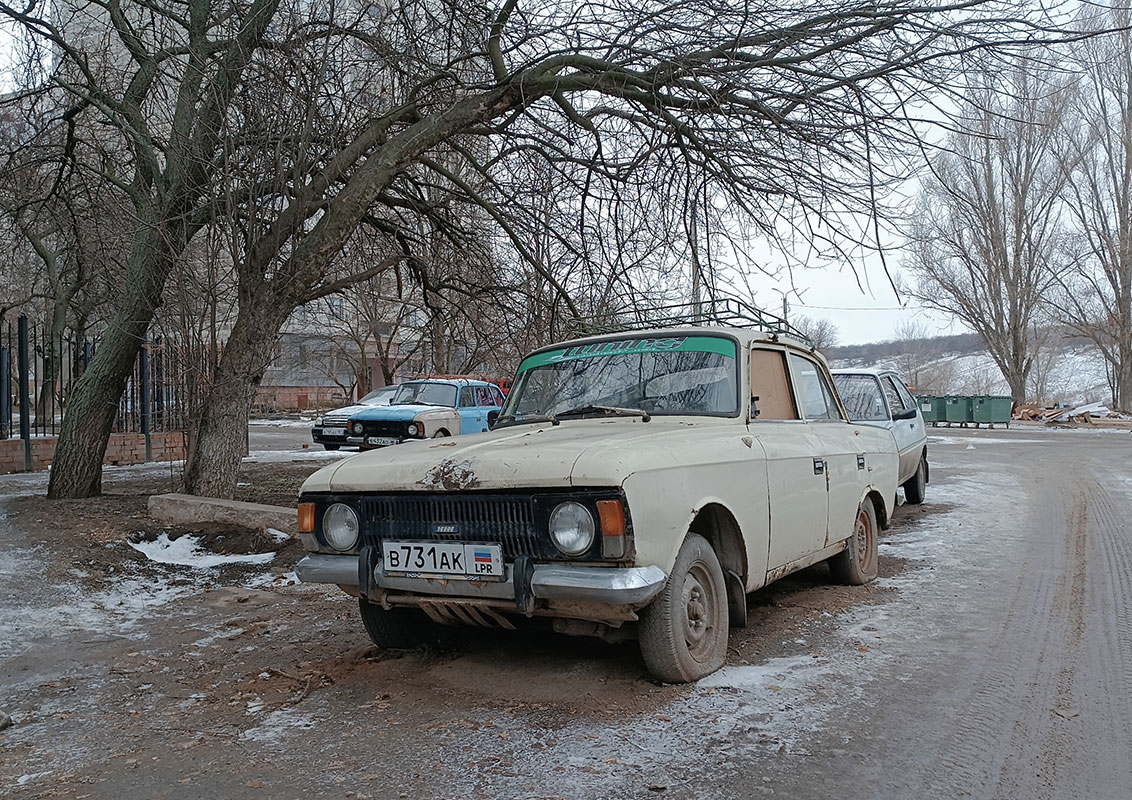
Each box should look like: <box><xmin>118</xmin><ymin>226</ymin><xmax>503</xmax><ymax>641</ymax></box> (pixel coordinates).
<box><xmin>1014</xmin><ymin>402</ymin><xmax>1132</xmax><ymax>428</ymax></box>
<box><xmin>1012</xmin><ymin>404</ymin><xmax>1064</xmax><ymax>422</ymax></box>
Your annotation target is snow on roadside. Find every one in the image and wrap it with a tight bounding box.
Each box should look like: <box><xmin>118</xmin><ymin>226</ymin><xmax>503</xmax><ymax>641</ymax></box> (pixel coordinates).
<box><xmin>248</xmin><ymin>418</ymin><xmax>316</xmax><ymax>428</ymax></box>
<box><xmin>129</xmin><ymin>533</ymin><xmax>275</xmax><ymax>569</ymax></box>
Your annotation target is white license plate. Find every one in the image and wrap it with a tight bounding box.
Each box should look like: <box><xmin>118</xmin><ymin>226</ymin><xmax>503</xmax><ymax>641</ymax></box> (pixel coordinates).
<box><xmin>366</xmin><ymin>436</ymin><xmax>400</xmax><ymax>446</ymax></box>
<box><xmin>321</xmin><ymin>427</ymin><xmax>346</xmax><ymax>437</ymax></box>
<box><xmin>382</xmin><ymin>541</ymin><xmax>504</xmax><ymax>580</ymax></box>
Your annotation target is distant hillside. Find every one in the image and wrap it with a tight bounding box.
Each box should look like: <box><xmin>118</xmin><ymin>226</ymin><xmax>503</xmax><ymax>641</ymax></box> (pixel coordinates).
<box><xmin>827</xmin><ymin>332</ymin><xmax>985</xmax><ymax>365</ymax></box>
<box><xmin>825</xmin><ymin>330</ymin><xmax>1114</xmax><ymax>406</ymax></box>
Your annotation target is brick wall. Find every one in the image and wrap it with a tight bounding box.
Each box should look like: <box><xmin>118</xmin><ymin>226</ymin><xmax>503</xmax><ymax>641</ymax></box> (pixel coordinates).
<box><xmin>0</xmin><ymin>431</ymin><xmax>186</xmax><ymax>475</ymax></box>
<box><xmin>255</xmin><ymin>385</ymin><xmax>349</xmax><ymax>412</ymax></box>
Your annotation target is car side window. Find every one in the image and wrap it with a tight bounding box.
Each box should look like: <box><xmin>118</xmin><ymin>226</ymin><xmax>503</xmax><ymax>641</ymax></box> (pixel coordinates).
<box><xmin>750</xmin><ymin>348</ymin><xmax>798</xmax><ymax>420</ymax></box>
<box><xmin>894</xmin><ymin>379</ymin><xmax>916</xmax><ymax>411</ymax></box>
<box><xmin>788</xmin><ymin>354</ymin><xmax>843</xmax><ymax>421</ymax></box>
<box><xmin>881</xmin><ymin>376</ymin><xmax>907</xmax><ymax>413</ymax></box>
<box><xmin>474</xmin><ymin>386</ymin><xmax>494</xmax><ymax>406</ymax></box>
<box><xmin>459</xmin><ymin>387</ymin><xmax>476</xmax><ymax>408</ymax></box>
<box><xmin>491</xmin><ymin>386</ymin><xmax>505</xmax><ymax>406</ymax></box>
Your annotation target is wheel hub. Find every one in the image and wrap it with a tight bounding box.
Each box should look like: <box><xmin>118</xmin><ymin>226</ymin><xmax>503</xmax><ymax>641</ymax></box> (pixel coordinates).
<box><xmin>682</xmin><ymin>564</ymin><xmax>714</xmax><ymax>656</ymax></box>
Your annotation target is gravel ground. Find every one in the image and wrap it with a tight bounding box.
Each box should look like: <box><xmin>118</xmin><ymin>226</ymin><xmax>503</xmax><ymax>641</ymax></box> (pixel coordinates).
<box><xmin>1</xmin><ymin>424</ymin><xmax>1130</xmax><ymax>799</ymax></box>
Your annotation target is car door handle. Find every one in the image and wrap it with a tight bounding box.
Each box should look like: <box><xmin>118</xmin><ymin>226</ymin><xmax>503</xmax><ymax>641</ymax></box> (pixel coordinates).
<box><xmin>813</xmin><ymin>458</ymin><xmax>826</xmax><ymax>475</ymax></box>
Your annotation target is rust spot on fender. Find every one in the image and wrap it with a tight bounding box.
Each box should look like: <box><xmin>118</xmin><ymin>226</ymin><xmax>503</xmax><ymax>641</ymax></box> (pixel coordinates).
<box><xmin>417</xmin><ymin>459</ymin><xmax>482</xmax><ymax>490</ymax></box>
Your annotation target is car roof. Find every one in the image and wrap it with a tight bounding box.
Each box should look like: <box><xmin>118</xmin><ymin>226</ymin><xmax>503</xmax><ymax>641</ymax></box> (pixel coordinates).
<box><xmin>402</xmin><ymin>378</ymin><xmax>494</xmax><ymax>387</ymax></box>
<box><xmin>530</xmin><ymin>326</ymin><xmax>817</xmax><ymax>358</ymax></box>
<box><xmin>831</xmin><ymin>368</ymin><xmax>894</xmax><ymax>379</ymax></box>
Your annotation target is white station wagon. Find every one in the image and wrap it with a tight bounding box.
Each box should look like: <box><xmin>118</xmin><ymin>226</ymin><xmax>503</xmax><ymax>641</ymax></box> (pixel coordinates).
<box><xmin>296</xmin><ymin>310</ymin><xmax>899</xmax><ymax>682</ymax></box>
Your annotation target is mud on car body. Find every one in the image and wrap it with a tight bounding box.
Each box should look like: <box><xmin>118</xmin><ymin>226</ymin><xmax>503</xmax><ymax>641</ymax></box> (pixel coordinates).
<box><xmin>296</xmin><ymin>319</ymin><xmax>899</xmax><ymax>682</ymax></box>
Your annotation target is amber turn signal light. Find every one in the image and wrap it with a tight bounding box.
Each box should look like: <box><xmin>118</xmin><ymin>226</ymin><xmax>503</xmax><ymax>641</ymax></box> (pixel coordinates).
<box><xmin>298</xmin><ymin>502</ymin><xmax>315</xmax><ymax>534</ymax></box>
<box><xmin>597</xmin><ymin>499</ymin><xmax>626</xmax><ymax>558</ymax></box>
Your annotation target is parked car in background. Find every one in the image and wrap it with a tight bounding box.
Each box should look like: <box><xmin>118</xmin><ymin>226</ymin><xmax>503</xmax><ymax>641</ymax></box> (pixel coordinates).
<box><xmin>346</xmin><ymin>378</ymin><xmax>505</xmax><ymax>448</ymax></box>
<box><xmin>831</xmin><ymin>368</ymin><xmax>928</xmax><ymax>504</ymax></box>
<box><xmin>311</xmin><ymin>385</ymin><xmax>398</xmax><ymax>451</ymax></box>
<box><xmin>295</xmin><ymin>305</ymin><xmax>899</xmax><ymax>683</ymax></box>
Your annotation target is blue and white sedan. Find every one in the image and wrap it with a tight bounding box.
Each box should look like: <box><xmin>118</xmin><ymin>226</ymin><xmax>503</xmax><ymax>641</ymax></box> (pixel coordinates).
<box><xmin>346</xmin><ymin>379</ymin><xmax>505</xmax><ymax>448</ymax></box>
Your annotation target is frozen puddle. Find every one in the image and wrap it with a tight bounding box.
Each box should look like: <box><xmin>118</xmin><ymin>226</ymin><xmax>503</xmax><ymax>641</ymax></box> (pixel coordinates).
<box><xmin>129</xmin><ymin>533</ymin><xmax>275</xmax><ymax>569</ymax></box>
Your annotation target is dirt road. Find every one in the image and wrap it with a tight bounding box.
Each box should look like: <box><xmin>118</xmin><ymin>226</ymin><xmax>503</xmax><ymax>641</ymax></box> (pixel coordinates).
<box><xmin>2</xmin><ymin>425</ymin><xmax>1130</xmax><ymax>799</ymax></box>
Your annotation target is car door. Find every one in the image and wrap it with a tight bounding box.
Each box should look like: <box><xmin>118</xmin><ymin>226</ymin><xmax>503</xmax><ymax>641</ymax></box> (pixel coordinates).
<box><xmin>457</xmin><ymin>386</ymin><xmax>482</xmax><ymax>435</ymax></box>
<box><xmin>747</xmin><ymin>347</ymin><xmax>829</xmax><ymax>573</ymax></box>
<box><xmin>880</xmin><ymin>374</ymin><xmax>920</xmax><ymax>483</ymax></box>
<box><xmin>787</xmin><ymin>353</ymin><xmax>865</xmax><ymax>550</ymax></box>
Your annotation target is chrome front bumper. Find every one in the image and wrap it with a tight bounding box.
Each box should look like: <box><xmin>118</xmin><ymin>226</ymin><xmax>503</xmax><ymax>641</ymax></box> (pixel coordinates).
<box><xmin>295</xmin><ymin>553</ymin><xmax>667</xmax><ymax>606</ymax></box>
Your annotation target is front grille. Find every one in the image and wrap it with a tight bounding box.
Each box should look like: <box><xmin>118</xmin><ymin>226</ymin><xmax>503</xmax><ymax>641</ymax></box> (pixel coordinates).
<box><xmin>358</xmin><ymin>420</ymin><xmax>405</xmax><ymax>437</ymax></box>
<box><xmin>359</xmin><ymin>494</ymin><xmax>549</xmax><ymax>560</ymax></box>
<box><xmin>322</xmin><ymin>415</ymin><xmax>350</xmax><ymax>426</ymax></box>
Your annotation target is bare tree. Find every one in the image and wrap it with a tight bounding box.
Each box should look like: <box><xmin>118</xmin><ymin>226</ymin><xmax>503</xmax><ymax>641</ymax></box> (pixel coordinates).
<box><xmin>793</xmin><ymin>315</ymin><xmax>839</xmax><ymax>353</ymax></box>
<box><xmin>2</xmin><ymin>0</ymin><xmax>1100</xmax><ymax>497</ymax></box>
<box><xmin>907</xmin><ymin>60</ymin><xmax>1072</xmax><ymax>402</ymax></box>
<box><xmin>890</xmin><ymin>319</ymin><xmax>936</xmax><ymax>390</ymax></box>
<box><xmin>1050</xmin><ymin>7</ymin><xmax>1132</xmax><ymax>411</ymax></box>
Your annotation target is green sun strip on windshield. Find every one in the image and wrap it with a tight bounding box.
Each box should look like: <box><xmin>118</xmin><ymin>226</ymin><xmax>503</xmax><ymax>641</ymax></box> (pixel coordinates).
<box><xmin>517</xmin><ymin>335</ymin><xmax>737</xmax><ymax>371</ymax></box>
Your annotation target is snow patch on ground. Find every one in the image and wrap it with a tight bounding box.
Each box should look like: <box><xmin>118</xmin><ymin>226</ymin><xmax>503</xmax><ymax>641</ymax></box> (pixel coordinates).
<box><xmin>239</xmin><ymin>708</ymin><xmax>316</xmax><ymax>742</ymax></box>
<box><xmin>129</xmin><ymin>533</ymin><xmax>275</xmax><ymax>569</ymax></box>
<box><xmin>249</xmin><ymin>418</ymin><xmax>315</xmax><ymax>428</ymax></box>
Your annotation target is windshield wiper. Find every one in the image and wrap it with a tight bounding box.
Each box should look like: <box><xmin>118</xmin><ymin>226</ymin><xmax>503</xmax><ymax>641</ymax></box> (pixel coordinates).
<box><xmin>555</xmin><ymin>405</ymin><xmax>652</xmax><ymax>422</ymax></box>
<box><xmin>494</xmin><ymin>413</ymin><xmax>560</xmax><ymax>428</ymax></box>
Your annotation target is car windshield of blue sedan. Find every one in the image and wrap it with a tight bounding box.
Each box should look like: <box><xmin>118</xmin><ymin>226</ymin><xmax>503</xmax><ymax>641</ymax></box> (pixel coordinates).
<box><xmin>498</xmin><ymin>335</ymin><xmax>737</xmax><ymax>425</ymax></box>
<box><xmin>391</xmin><ymin>382</ymin><xmax>457</xmax><ymax>407</ymax></box>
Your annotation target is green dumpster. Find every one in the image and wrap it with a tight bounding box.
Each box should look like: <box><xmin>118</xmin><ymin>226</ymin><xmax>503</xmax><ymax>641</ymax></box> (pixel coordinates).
<box><xmin>916</xmin><ymin>395</ymin><xmax>946</xmax><ymax>425</ymax></box>
<box><xmin>972</xmin><ymin>395</ymin><xmax>1012</xmax><ymax>427</ymax></box>
<box><xmin>944</xmin><ymin>395</ymin><xmax>972</xmax><ymax>425</ymax></box>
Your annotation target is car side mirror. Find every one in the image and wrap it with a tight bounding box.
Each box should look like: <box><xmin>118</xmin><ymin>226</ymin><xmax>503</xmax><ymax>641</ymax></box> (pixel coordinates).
<box><xmin>487</xmin><ymin>410</ymin><xmax>500</xmax><ymax>429</ymax></box>
<box><xmin>892</xmin><ymin>407</ymin><xmax>917</xmax><ymax>421</ymax></box>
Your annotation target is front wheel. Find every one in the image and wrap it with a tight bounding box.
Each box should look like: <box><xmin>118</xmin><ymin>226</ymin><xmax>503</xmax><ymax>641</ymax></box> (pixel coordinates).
<box><xmin>902</xmin><ymin>454</ymin><xmax>927</xmax><ymax>504</ymax></box>
<box><xmin>639</xmin><ymin>533</ymin><xmax>729</xmax><ymax>683</ymax></box>
<box><xmin>358</xmin><ymin>598</ymin><xmax>435</xmax><ymax>650</ymax></box>
<box><xmin>829</xmin><ymin>500</ymin><xmax>879</xmax><ymax>585</ymax></box>
<box><xmin>432</xmin><ymin>429</ymin><xmax>450</xmax><ymax>438</ymax></box>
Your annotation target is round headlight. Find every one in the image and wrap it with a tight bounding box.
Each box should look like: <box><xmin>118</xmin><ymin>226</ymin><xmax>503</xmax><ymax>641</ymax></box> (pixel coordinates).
<box><xmin>549</xmin><ymin>501</ymin><xmax>595</xmax><ymax>556</ymax></box>
<box><xmin>351</xmin><ymin>421</ymin><xmax>364</xmax><ymax>434</ymax></box>
<box><xmin>407</xmin><ymin>422</ymin><xmax>420</xmax><ymax>437</ymax></box>
<box><xmin>323</xmin><ymin>503</ymin><xmax>360</xmax><ymax>551</ymax></box>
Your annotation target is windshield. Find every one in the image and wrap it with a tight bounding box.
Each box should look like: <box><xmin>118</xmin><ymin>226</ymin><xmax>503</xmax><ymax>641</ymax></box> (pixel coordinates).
<box><xmin>832</xmin><ymin>374</ymin><xmax>888</xmax><ymax>421</ymax></box>
<box><xmin>392</xmin><ymin>382</ymin><xmax>458</xmax><ymax>407</ymax></box>
<box><xmin>359</xmin><ymin>386</ymin><xmax>396</xmax><ymax>405</ymax></box>
<box><xmin>498</xmin><ymin>334</ymin><xmax>738</xmax><ymax>425</ymax></box>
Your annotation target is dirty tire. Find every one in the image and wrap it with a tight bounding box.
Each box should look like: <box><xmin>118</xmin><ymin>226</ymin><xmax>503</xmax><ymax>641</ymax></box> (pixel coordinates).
<box><xmin>830</xmin><ymin>500</ymin><xmax>879</xmax><ymax>585</ymax></box>
<box><xmin>903</xmin><ymin>454</ymin><xmax>927</xmax><ymax>504</ymax></box>
<box><xmin>432</xmin><ymin>429</ymin><xmax>450</xmax><ymax>438</ymax></box>
<box><xmin>323</xmin><ymin>443</ymin><xmax>341</xmax><ymax>451</ymax></box>
<box><xmin>639</xmin><ymin>533</ymin><xmax>729</xmax><ymax>683</ymax></box>
<box><xmin>358</xmin><ymin>598</ymin><xmax>434</xmax><ymax>650</ymax></box>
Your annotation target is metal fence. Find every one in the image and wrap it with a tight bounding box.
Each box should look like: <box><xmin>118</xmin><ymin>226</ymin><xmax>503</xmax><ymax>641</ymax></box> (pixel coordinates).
<box><xmin>1</xmin><ymin>315</ymin><xmax>204</xmax><ymax>465</ymax></box>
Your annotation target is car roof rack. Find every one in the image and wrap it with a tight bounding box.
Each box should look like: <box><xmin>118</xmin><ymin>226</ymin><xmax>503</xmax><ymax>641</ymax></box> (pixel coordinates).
<box><xmin>571</xmin><ymin>297</ymin><xmax>812</xmax><ymax>345</ymax></box>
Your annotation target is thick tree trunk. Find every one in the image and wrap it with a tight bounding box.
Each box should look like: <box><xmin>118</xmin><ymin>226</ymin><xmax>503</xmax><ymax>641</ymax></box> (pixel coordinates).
<box><xmin>47</xmin><ymin>227</ymin><xmax>176</xmax><ymax>499</ymax></box>
<box><xmin>1116</xmin><ymin>343</ymin><xmax>1132</xmax><ymax>412</ymax></box>
<box><xmin>182</xmin><ymin>299</ymin><xmax>284</xmax><ymax>498</ymax></box>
